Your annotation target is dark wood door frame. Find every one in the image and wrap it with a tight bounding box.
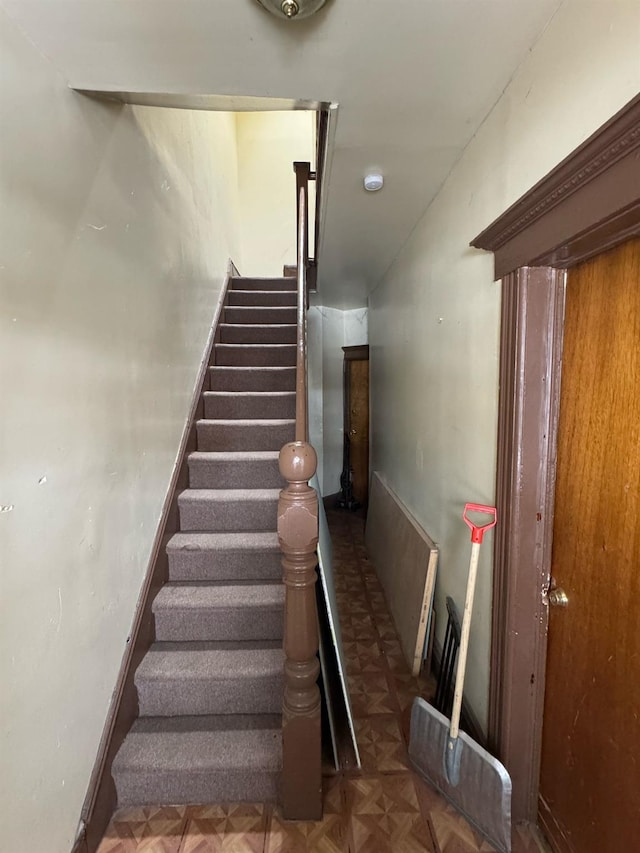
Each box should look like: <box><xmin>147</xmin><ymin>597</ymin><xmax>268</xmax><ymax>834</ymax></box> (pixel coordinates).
<box><xmin>339</xmin><ymin>344</ymin><xmax>369</xmax><ymax>508</ymax></box>
<box><xmin>471</xmin><ymin>93</ymin><xmax>640</xmax><ymax>824</ymax></box>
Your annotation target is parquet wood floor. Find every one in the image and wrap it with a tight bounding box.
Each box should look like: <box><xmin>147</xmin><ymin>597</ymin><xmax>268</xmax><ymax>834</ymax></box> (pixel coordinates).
<box><xmin>97</xmin><ymin>509</ymin><xmax>549</xmax><ymax>853</ymax></box>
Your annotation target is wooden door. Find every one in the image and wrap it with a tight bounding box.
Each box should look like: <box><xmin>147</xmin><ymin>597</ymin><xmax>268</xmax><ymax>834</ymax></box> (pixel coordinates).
<box><xmin>539</xmin><ymin>239</ymin><xmax>640</xmax><ymax>852</ymax></box>
<box><xmin>344</xmin><ymin>347</ymin><xmax>369</xmax><ymax>506</ymax></box>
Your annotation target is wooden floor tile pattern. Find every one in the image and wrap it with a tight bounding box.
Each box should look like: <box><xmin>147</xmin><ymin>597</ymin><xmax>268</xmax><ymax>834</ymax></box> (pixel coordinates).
<box><xmin>98</xmin><ymin>508</ymin><xmax>546</xmax><ymax>853</ymax></box>
<box><xmin>181</xmin><ymin>804</ymin><xmax>268</xmax><ymax>853</ymax></box>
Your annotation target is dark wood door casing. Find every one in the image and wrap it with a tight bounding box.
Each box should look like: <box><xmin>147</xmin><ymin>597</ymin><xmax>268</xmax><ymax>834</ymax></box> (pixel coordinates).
<box><xmin>472</xmin><ymin>93</ymin><xmax>640</xmax><ymax>824</ymax></box>
<box><xmin>490</xmin><ymin>266</ymin><xmax>565</xmax><ymax>821</ymax></box>
<box><xmin>347</xmin><ymin>356</ymin><xmax>369</xmax><ymax>505</ymax></box>
<box><xmin>342</xmin><ymin>344</ymin><xmax>369</xmax><ymax>506</ymax></box>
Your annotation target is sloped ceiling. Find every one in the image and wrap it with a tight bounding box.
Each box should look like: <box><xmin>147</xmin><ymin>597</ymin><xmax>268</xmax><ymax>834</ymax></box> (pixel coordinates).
<box><xmin>2</xmin><ymin>0</ymin><xmax>562</xmax><ymax>307</ymax></box>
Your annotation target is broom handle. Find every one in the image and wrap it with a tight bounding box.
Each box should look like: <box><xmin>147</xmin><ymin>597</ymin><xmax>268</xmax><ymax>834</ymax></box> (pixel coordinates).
<box><xmin>449</xmin><ymin>540</ymin><xmax>480</xmax><ymax>740</ymax></box>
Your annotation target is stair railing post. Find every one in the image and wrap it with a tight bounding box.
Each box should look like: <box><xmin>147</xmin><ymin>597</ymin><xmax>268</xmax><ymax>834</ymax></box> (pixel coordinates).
<box><xmin>278</xmin><ymin>164</ymin><xmax>322</xmax><ymax>820</ymax></box>
<box><xmin>278</xmin><ymin>442</ymin><xmax>321</xmax><ymax>820</ymax></box>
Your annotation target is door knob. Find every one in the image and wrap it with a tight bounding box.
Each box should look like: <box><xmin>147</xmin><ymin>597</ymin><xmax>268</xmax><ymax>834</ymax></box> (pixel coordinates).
<box><xmin>548</xmin><ymin>588</ymin><xmax>569</xmax><ymax>608</ymax></box>
<box><xmin>349</xmin><ymin>429</ymin><xmax>357</xmax><ymax>436</ymax></box>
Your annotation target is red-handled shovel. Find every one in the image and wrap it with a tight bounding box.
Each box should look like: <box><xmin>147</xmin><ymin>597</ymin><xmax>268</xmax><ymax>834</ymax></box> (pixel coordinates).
<box><xmin>409</xmin><ymin>503</ymin><xmax>512</xmax><ymax>853</ymax></box>
<box><xmin>446</xmin><ymin>504</ymin><xmax>497</xmax><ymax>783</ymax></box>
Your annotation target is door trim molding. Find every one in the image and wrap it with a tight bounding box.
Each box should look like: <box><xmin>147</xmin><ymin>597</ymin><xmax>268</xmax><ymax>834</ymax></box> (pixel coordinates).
<box><xmin>490</xmin><ymin>266</ymin><xmax>566</xmax><ymax>821</ymax></box>
<box><xmin>472</xmin><ymin>93</ymin><xmax>640</xmax><ymax>279</ymax></box>
<box><xmin>472</xmin><ymin>93</ymin><xmax>640</xmax><ymax>823</ymax></box>
<box><xmin>342</xmin><ymin>344</ymin><xmax>369</xmax><ymax>361</ymax></box>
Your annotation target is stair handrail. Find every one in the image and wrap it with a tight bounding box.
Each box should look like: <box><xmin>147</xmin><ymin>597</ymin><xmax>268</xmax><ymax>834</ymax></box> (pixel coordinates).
<box><xmin>277</xmin><ymin>162</ymin><xmax>322</xmax><ymax>820</ymax></box>
<box><xmin>295</xmin><ymin>171</ymin><xmax>309</xmax><ymax>442</ymax></box>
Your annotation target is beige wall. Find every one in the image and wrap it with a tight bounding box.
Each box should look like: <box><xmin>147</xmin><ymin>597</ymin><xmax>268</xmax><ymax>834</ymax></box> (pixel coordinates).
<box><xmin>236</xmin><ymin>111</ymin><xmax>315</xmax><ymax>277</ymax></box>
<box><xmin>0</xmin><ymin>11</ymin><xmax>241</xmax><ymax>852</ymax></box>
<box><xmin>369</xmin><ymin>1</ymin><xmax>640</xmax><ymax>731</ymax></box>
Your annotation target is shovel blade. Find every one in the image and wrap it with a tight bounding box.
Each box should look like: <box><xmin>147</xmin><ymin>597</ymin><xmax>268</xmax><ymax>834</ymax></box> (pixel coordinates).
<box><xmin>409</xmin><ymin>698</ymin><xmax>512</xmax><ymax>853</ymax></box>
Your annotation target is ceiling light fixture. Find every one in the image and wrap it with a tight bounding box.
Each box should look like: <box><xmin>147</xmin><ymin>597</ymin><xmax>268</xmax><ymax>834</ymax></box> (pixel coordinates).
<box><xmin>364</xmin><ymin>174</ymin><xmax>384</xmax><ymax>192</ymax></box>
<box><xmin>255</xmin><ymin>0</ymin><xmax>329</xmax><ymax>21</ymax></box>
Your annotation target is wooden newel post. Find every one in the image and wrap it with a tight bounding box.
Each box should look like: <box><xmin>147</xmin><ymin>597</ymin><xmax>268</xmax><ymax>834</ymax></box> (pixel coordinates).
<box><xmin>278</xmin><ymin>439</ymin><xmax>322</xmax><ymax>821</ymax></box>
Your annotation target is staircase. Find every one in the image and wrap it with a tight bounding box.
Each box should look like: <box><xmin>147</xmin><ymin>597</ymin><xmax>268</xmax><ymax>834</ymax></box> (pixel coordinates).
<box><xmin>112</xmin><ymin>276</ymin><xmax>298</xmax><ymax>806</ymax></box>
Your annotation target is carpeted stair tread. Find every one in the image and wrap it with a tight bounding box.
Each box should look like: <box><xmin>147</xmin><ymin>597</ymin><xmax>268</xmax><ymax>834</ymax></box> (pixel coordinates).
<box><xmin>188</xmin><ymin>451</ymin><xmax>283</xmax><ymax>489</ymax></box>
<box><xmin>230</xmin><ymin>276</ymin><xmax>296</xmax><ymax>291</ymax></box>
<box><xmin>112</xmin><ymin>714</ymin><xmax>282</xmax><ymax>805</ymax></box>
<box><xmin>137</xmin><ymin>643</ymin><xmax>284</xmax><ymax>682</ymax></box>
<box><xmin>178</xmin><ymin>488</ymin><xmax>280</xmax><ymax>533</ymax></box>
<box><xmin>219</xmin><ymin>324</ymin><xmax>297</xmax><ymax>344</ymax></box>
<box><xmin>168</xmin><ymin>530</ymin><xmax>280</xmax><ymax>552</ymax></box>
<box><xmin>228</xmin><ymin>290</ymin><xmax>296</xmax><ymax>307</ymax></box>
<box><xmin>135</xmin><ymin>641</ymin><xmax>284</xmax><ymax>717</ymax></box>
<box><xmin>167</xmin><ymin>531</ymin><xmax>281</xmax><ymax>581</ymax></box>
<box><xmin>209</xmin><ymin>366</ymin><xmax>296</xmax><ymax>392</ymax></box>
<box><xmin>196</xmin><ymin>418</ymin><xmax>295</xmax><ymax>452</ymax></box>
<box><xmin>154</xmin><ymin>582</ymin><xmax>284</xmax><ymax>608</ymax></box>
<box><xmin>114</xmin><ymin>272</ymin><xmax>299</xmax><ymax>809</ymax></box>
<box><xmin>214</xmin><ymin>343</ymin><xmax>297</xmax><ymax>367</ymax></box>
<box><xmin>179</xmin><ymin>487</ymin><xmax>281</xmax><ymax>500</ymax></box>
<box><xmin>153</xmin><ymin>583</ymin><xmax>284</xmax><ymax>642</ymax></box>
<box><xmin>189</xmin><ymin>450</ymin><xmax>281</xmax><ymax>461</ymax></box>
<box><xmin>203</xmin><ymin>391</ymin><xmax>296</xmax><ymax>420</ymax></box>
<box><xmin>224</xmin><ymin>306</ymin><xmax>297</xmax><ymax>325</ymax></box>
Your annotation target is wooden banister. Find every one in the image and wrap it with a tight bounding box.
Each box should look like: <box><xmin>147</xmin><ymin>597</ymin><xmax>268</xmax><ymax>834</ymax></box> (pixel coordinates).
<box><xmin>292</xmin><ymin>109</ymin><xmax>328</xmax><ymax>293</ymax></box>
<box><xmin>277</xmin><ymin>163</ymin><xmax>322</xmax><ymax>820</ymax></box>
<box><xmin>293</xmin><ymin>160</ymin><xmax>312</xmax><ymax>303</ymax></box>
<box><xmin>294</xmin><ymin>179</ymin><xmax>309</xmax><ymax>443</ymax></box>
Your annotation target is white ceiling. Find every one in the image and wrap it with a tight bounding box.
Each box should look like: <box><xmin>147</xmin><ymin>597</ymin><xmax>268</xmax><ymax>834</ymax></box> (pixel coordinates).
<box><xmin>2</xmin><ymin>0</ymin><xmax>562</xmax><ymax>308</ymax></box>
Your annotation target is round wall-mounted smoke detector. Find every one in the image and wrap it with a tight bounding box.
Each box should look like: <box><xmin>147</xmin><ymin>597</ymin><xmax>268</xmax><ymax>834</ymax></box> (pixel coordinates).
<box><xmin>255</xmin><ymin>0</ymin><xmax>329</xmax><ymax>20</ymax></box>
<box><xmin>364</xmin><ymin>174</ymin><xmax>384</xmax><ymax>192</ymax></box>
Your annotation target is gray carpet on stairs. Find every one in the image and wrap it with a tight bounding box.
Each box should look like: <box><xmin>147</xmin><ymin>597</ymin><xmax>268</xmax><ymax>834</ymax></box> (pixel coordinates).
<box><xmin>135</xmin><ymin>641</ymin><xmax>284</xmax><ymax>716</ymax></box>
<box><xmin>203</xmin><ymin>391</ymin><xmax>296</xmax><ymax>420</ymax></box>
<box><xmin>219</xmin><ymin>323</ymin><xmax>297</xmax><ymax>344</ymax></box>
<box><xmin>214</xmin><ymin>343</ymin><xmax>297</xmax><ymax>367</ymax></box>
<box><xmin>112</xmin><ymin>275</ymin><xmax>298</xmax><ymax>807</ymax></box>
<box><xmin>113</xmin><ymin>714</ymin><xmax>282</xmax><ymax>806</ymax></box>
<box><xmin>187</xmin><ymin>451</ymin><xmax>284</xmax><ymax>489</ymax></box>
<box><xmin>228</xmin><ymin>289</ymin><xmax>296</xmax><ymax>307</ymax></box>
<box><xmin>178</xmin><ymin>488</ymin><xmax>281</xmax><ymax>532</ymax></box>
<box><xmin>231</xmin><ymin>276</ymin><xmax>296</xmax><ymax>291</ymax></box>
<box><xmin>209</xmin><ymin>366</ymin><xmax>296</xmax><ymax>392</ymax></box>
<box><xmin>223</xmin><ymin>306</ymin><xmax>297</xmax><ymax>324</ymax></box>
<box><xmin>167</xmin><ymin>532</ymin><xmax>281</xmax><ymax>581</ymax></box>
<box><xmin>196</xmin><ymin>419</ymin><xmax>295</xmax><ymax>452</ymax></box>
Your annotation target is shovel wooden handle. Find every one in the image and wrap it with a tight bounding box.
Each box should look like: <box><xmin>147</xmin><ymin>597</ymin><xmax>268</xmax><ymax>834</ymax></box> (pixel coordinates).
<box><xmin>450</xmin><ymin>504</ymin><xmax>497</xmax><ymax>740</ymax></box>
<box><xmin>450</xmin><ymin>541</ymin><xmax>480</xmax><ymax>739</ymax></box>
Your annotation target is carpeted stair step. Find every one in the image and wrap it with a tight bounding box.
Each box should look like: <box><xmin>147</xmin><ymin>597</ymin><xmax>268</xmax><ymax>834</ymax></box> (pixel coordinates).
<box><xmin>224</xmin><ymin>306</ymin><xmax>297</xmax><ymax>325</ymax></box>
<box><xmin>230</xmin><ymin>276</ymin><xmax>296</xmax><ymax>292</ymax></box>
<box><xmin>178</xmin><ymin>488</ymin><xmax>280</xmax><ymax>532</ymax></box>
<box><xmin>135</xmin><ymin>641</ymin><xmax>284</xmax><ymax>717</ymax></box>
<box><xmin>197</xmin><ymin>418</ymin><xmax>295</xmax><ymax>452</ymax></box>
<box><xmin>112</xmin><ymin>714</ymin><xmax>281</xmax><ymax>806</ymax></box>
<box><xmin>188</xmin><ymin>451</ymin><xmax>283</xmax><ymax>489</ymax></box>
<box><xmin>219</xmin><ymin>324</ymin><xmax>297</xmax><ymax>344</ymax></box>
<box><xmin>209</xmin><ymin>366</ymin><xmax>296</xmax><ymax>392</ymax></box>
<box><xmin>228</xmin><ymin>290</ymin><xmax>296</xmax><ymax>307</ymax></box>
<box><xmin>153</xmin><ymin>583</ymin><xmax>284</xmax><ymax>641</ymax></box>
<box><xmin>203</xmin><ymin>391</ymin><xmax>296</xmax><ymax>420</ymax></box>
<box><xmin>167</xmin><ymin>531</ymin><xmax>281</xmax><ymax>582</ymax></box>
<box><xmin>214</xmin><ymin>343</ymin><xmax>297</xmax><ymax>367</ymax></box>
<box><xmin>112</xmin><ymin>271</ymin><xmax>301</xmax><ymax>811</ymax></box>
